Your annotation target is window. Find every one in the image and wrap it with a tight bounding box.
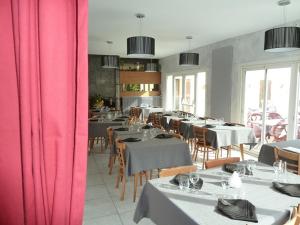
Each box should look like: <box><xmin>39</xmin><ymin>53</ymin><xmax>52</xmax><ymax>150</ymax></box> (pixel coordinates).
<box><xmin>242</xmin><ymin>62</ymin><xmax>300</xmax><ymax>144</ymax></box>
<box><xmin>165</xmin><ymin>71</ymin><xmax>206</xmax><ymax>115</ymax></box>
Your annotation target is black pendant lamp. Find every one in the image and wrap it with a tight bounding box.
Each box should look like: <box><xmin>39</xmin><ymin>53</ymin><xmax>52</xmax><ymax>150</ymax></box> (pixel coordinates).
<box><xmin>179</xmin><ymin>36</ymin><xmax>199</xmax><ymax>66</ymax></box>
<box><xmin>127</xmin><ymin>14</ymin><xmax>155</xmax><ymax>57</ymax></box>
<box><xmin>145</xmin><ymin>62</ymin><xmax>158</xmax><ymax>72</ymax></box>
<box><xmin>101</xmin><ymin>41</ymin><xmax>119</xmax><ymax>69</ymax></box>
<box><xmin>264</xmin><ymin>0</ymin><xmax>300</xmax><ymax>52</ymax></box>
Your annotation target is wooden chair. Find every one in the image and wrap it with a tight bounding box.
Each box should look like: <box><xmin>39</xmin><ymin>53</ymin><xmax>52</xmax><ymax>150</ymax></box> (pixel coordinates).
<box><xmin>192</xmin><ymin>126</ymin><xmax>218</xmax><ymax>169</ymax></box>
<box><xmin>153</xmin><ymin>114</ymin><xmax>163</xmax><ymax>129</ymax></box>
<box><xmin>107</xmin><ymin>127</ymin><xmax>116</xmax><ymax>175</ymax></box>
<box><xmin>115</xmin><ymin>139</ymin><xmax>149</xmax><ymax>202</ymax></box>
<box><xmin>159</xmin><ymin>165</ymin><xmax>197</xmax><ymax>177</ymax></box>
<box><xmin>274</xmin><ymin>147</ymin><xmax>300</xmax><ymax>175</ymax></box>
<box><xmin>284</xmin><ymin>204</ymin><xmax>300</xmax><ymax>225</ymax></box>
<box><xmin>170</xmin><ymin>119</ymin><xmax>181</xmax><ymax>134</ymax></box>
<box><xmin>204</xmin><ymin>157</ymin><xmax>240</xmax><ymax>169</ymax></box>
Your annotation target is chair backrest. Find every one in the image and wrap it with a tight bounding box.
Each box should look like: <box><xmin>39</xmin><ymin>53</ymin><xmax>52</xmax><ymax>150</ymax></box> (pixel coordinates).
<box><xmin>154</xmin><ymin>114</ymin><xmax>162</xmax><ymax>127</ymax></box>
<box><xmin>205</xmin><ymin>157</ymin><xmax>240</xmax><ymax>169</ymax></box>
<box><xmin>107</xmin><ymin>127</ymin><xmax>113</xmax><ymax>149</ymax></box>
<box><xmin>115</xmin><ymin>139</ymin><xmax>126</xmax><ymax>171</ymax></box>
<box><xmin>274</xmin><ymin>147</ymin><xmax>300</xmax><ymax>175</ymax></box>
<box><xmin>193</xmin><ymin>126</ymin><xmax>208</xmax><ymax>147</ymax></box>
<box><xmin>147</xmin><ymin>113</ymin><xmax>155</xmax><ymax>124</ymax></box>
<box><xmin>171</xmin><ymin>119</ymin><xmax>181</xmax><ymax>134</ymax></box>
<box><xmin>159</xmin><ymin>165</ymin><xmax>197</xmax><ymax>177</ymax></box>
<box><xmin>270</xmin><ymin>122</ymin><xmax>287</xmax><ymax>142</ymax></box>
<box><xmin>284</xmin><ymin>204</ymin><xmax>300</xmax><ymax>225</ymax></box>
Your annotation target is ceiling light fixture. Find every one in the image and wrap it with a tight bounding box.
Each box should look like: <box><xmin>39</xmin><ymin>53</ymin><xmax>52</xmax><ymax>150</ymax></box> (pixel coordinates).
<box><xmin>264</xmin><ymin>0</ymin><xmax>300</xmax><ymax>52</ymax></box>
<box><xmin>179</xmin><ymin>36</ymin><xmax>199</xmax><ymax>66</ymax></box>
<box><xmin>127</xmin><ymin>13</ymin><xmax>155</xmax><ymax>57</ymax></box>
<box><xmin>101</xmin><ymin>41</ymin><xmax>119</xmax><ymax>69</ymax></box>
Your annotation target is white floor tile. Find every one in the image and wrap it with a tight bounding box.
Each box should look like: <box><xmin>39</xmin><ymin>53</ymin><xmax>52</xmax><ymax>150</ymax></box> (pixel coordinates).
<box><xmin>84</xmin><ymin>198</ymin><xmax>117</xmax><ymax>220</ymax></box>
<box><xmin>85</xmin><ymin>184</ymin><xmax>110</xmax><ymax>201</ymax></box>
<box><xmin>119</xmin><ymin>210</ymin><xmax>155</xmax><ymax>225</ymax></box>
<box><xmin>87</xmin><ymin>173</ymin><xmax>104</xmax><ymax>186</ymax></box>
<box><xmin>83</xmin><ymin>214</ymin><xmax>122</xmax><ymax>225</ymax></box>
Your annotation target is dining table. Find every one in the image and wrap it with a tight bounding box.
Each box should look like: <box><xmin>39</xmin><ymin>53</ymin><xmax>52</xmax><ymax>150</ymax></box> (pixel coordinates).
<box><xmin>162</xmin><ymin>116</ymin><xmax>256</xmax><ymax>160</ymax></box>
<box><xmin>258</xmin><ymin>139</ymin><xmax>300</xmax><ymax>165</ymax></box>
<box><xmin>111</xmin><ymin>125</ymin><xmax>193</xmax><ymax>176</ymax></box>
<box><xmin>134</xmin><ymin>162</ymin><xmax>300</xmax><ymax>225</ymax></box>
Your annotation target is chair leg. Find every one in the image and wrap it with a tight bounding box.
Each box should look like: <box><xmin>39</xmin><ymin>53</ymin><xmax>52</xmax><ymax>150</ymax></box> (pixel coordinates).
<box><xmin>115</xmin><ymin>170</ymin><xmax>120</xmax><ymax>189</ymax></box>
<box><xmin>239</xmin><ymin>144</ymin><xmax>244</xmax><ymax>161</ymax></box>
<box><xmin>139</xmin><ymin>173</ymin><xmax>143</xmax><ymax>186</ymax></box>
<box><xmin>133</xmin><ymin>174</ymin><xmax>138</xmax><ymax>202</ymax></box>
<box><xmin>121</xmin><ymin>174</ymin><xmax>126</xmax><ymax>201</ymax></box>
<box><xmin>202</xmin><ymin>150</ymin><xmax>206</xmax><ymax>169</ymax></box>
<box><xmin>108</xmin><ymin>155</ymin><xmax>115</xmax><ymax>175</ymax></box>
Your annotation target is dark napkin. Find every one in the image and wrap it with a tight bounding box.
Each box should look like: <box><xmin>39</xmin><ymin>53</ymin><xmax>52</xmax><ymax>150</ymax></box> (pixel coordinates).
<box><xmin>273</xmin><ymin>182</ymin><xmax>300</xmax><ymax>197</ymax></box>
<box><xmin>114</xmin><ymin>127</ymin><xmax>129</xmax><ymax>131</ymax></box>
<box><xmin>217</xmin><ymin>199</ymin><xmax>258</xmax><ymax>223</ymax></box>
<box><xmin>181</xmin><ymin>119</ymin><xmax>189</xmax><ymax>121</ymax></box>
<box><xmin>142</xmin><ymin>125</ymin><xmax>153</xmax><ymax>129</ymax></box>
<box><xmin>118</xmin><ymin>116</ymin><xmax>129</xmax><ymax>119</ymax></box>
<box><xmin>121</xmin><ymin>138</ymin><xmax>141</xmax><ymax>142</ymax></box>
<box><xmin>224</xmin><ymin>122</ymin><xmax>235</xmax><ymax>126</ymax></box>
<box><xmin>223</xmin><ymin>164</ymin><xmax>252</xmax><ymax>176</ymax></box>
<box><xmin>162</xmin><ymin>114</ymin><xmax>172</xmax><ymax>116</ymax></box>
<box><xmin>113</xmin><ymin>119</ymin><xmax>125</xmax><ymax>122</ymax></box>
<box><xmin>198</xmin><ymin>117</ymin><xmax>205</xmax><ymax>120</ymax></box>
<box><xmin>89</xmin><ymin>118</ymin><xmax>98</xmax><ymax>121</ymax></box>
<box><xmin>203</xmin><ymin>124</ymin><xmax>216</xmax><ymax>128</ymax></box>
<box><xmin>155</xmin><ymin>133</ymin><xmax>173</xmax><ymax>139</ymax></box>
<box><xmin>170</xmin><ymin>174</ymin><xmax>203</xmax><ymax>189</ymax></box>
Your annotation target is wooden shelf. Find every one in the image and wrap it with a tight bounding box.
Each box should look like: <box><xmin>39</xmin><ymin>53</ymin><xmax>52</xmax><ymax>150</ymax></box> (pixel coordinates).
<box><xmin>120</xmin><ymin>71</ymin><xmax>161</xmax><ymax>84</ymax></box>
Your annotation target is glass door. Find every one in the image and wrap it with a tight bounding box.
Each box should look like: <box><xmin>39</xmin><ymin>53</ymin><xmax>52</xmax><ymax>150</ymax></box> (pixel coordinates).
<box><xmin>182</xmin><ymin>75</ymin><xmax>195</xmax><ymax>113</ymax></box>
<box><xmin>174</xmin><ymin>76</ymin><xmax>182</xmax><ymax>110</ymax></box>
<box><xmin>244</xmin><ymin>66</ymin><xmax>292</xmax><ymax>144</ymax></box>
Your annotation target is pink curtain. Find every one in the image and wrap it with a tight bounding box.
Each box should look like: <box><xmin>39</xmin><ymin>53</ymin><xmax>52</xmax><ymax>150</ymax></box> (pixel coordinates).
<box><xmin>0</xmin><ymin>0</ymin><xmax>88</xmax><ymax>225</ymax></box>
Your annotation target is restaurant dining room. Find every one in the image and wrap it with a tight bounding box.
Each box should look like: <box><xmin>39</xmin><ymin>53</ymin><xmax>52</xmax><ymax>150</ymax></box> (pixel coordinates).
<box><xmin>1</xmin><ymin>0</ymin><xmax>300</xmax><ymax>225</ymax></box>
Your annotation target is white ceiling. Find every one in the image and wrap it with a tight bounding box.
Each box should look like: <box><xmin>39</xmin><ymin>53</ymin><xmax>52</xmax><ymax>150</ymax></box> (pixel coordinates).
<box><xmin>89</xmin><ymin>0</ymin><xmax>300</xmax><ymax>59</ymax></box>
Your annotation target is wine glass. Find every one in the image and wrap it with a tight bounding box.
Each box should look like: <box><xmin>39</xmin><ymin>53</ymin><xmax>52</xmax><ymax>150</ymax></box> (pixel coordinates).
<box><xmin>220</xmin><ymin>175</ymin><xmax>229</xmax><ymax>190</ymax></box>
<box><xmin>189</xmin><ymin>173</ymin><xmax>200</xmax><ymax>192</ymax></box>
<box><xmin>237</xmin><ymin>165</ymin><xmax>246</xmax><ymax>177</ymax></box>
<box><xmin>273</xmin><ymin>161</ymin><xmax>282</xmax><ymax>180</ymax></box>
<box><xmin>179</xmin><ymin>176</ymin><xmax>190</xmax><ymax>191</ymax></box>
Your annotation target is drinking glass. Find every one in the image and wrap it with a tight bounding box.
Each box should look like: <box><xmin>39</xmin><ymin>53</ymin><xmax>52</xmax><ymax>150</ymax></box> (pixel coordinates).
<box><xmin>189</xmin><ymin>173</ymin><xmax>199</xmax><ymax>191</ymax></box>
<box><xmin>246</xmin><ymin>160</ymin><xmax>256</xmax><ymax>176</ymax></box>
<box><xmin>179</xmin><ymin>176</ymin><xmax>190</xmax><ymax>191</ymax></box>
<box><xmin>237</xmin><ymin>165</ymin><xmax>246</xmax><ymax>177</ymax></box>
<box><xmin>221</xmin><ymin>175</ymin><xmax>229</xmax><ymax>190</ymax></box>
<box><xmin>273</xmin><ymin>160</ymin><xmax>282</xmax><ymax>180</ymax></box>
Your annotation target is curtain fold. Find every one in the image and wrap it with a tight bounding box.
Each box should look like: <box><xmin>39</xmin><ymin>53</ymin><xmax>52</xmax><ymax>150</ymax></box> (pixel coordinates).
<box><xmin>0</xmin><ymin>0</ymin><xmax>88</xmax><ymax>225</ymax></box>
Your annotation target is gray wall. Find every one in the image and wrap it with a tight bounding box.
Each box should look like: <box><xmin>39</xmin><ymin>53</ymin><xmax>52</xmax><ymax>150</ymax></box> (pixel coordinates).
<box><xmin>89</xmin><ymin>55</ymin><xmax>116</xmax><ymax>98</ymax></box>
<box><xmin>160</xmin><ymin>19</ymin><xmax>300</xmax><ymax>122</ymax></box>
<box><xmin>211</xmin><ymin>46</ymin><xmax>233</xmax><ymax>121</ymax></box>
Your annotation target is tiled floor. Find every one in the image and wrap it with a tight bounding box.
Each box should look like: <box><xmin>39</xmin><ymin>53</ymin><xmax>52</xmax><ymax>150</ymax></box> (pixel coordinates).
<box><xmin>83</xmin><ymin>145</ymin><xmax>257</xmax><ymax>225</ymax></box>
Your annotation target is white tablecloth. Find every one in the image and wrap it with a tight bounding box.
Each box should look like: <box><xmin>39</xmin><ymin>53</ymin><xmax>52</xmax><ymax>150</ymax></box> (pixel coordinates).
<box><xmin>134</xmin><ymin>163</ymin><xmax>300</xmax><ymax>225</ymax></box>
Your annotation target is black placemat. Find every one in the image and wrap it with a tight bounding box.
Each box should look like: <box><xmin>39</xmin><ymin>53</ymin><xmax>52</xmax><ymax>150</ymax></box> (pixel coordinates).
<box><xmin>114</xmin><ymin>127</ymin><xmax>129</xmax><ymax>131</ymax></box>
<box><xmin>217</xmin><ymin>199</ymin><xmax>258</xmax><ymax>223</ymax></box>
<box><xmin>113</xmin><ymin>119</ymin><xmax>125</xmax><ymax>122</ymax></box>
<box><xmin>121</xmin><ymin>138</ymin><xmax>141</xmax><ymax>142</ymax></box>
<box><xmin>142</xmin><ymin>125</ymin><xmax>153</xmax><ymax>129</ymax></box>
<box><xmin>223</xmin><ymin>164</ymin><xmax>252</xmax><ymax>176</ymax></box>
<box><xmin>273</xmin><ymin>182</ymin><xmax>300</xmax><ymax>197</ymax></box>
<box><xmin>170</xmin><ymin>174</ymin><xmax>203</xmax><ymax>189</ymax></box>
<box><xmin>203</xmin><ymin>124</ymin><xmax>216</xmax><ymax>128</ymax></box>
<box><xmin>155</xmin><ymin>133</ymin><xmax>173</xmax><ymax>139</ymax></box>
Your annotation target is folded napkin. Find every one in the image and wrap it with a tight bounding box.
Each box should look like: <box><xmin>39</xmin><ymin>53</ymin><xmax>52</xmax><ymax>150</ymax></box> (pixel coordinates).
<box><xmin>114</xmin><ymin>127</ymin><xmax>129</xmax><ymax>131</ymax></box>
<box><xmin>121</xmin><ymin>138</ymin><xmax>141</xmax><ymax>142</ymax></box>
<box><xmin>198</xmin><ymin>117</ymin><xmax>205</xmax><ymax>120</ymax></box>
<box><xmin>273</xmin><ymin>182</ymin><xmax>300</xmax><ymax>197</ymax></box>
<box><xmin>162</xmin><ymin>114</ymin><xmax>172</xmax><ymax>116</ymax></box>
<box><xmin>217</xmin><ymin>199</ymin><xmax>258</xmax><ymax>223</ymax></box>
<box><xmin>118</xmin><ymin>116</ymin><xmax>129</xmax><ymax>119</ymax></box>
<box><xmin>170</xmin><ymin>174</ymin><xmax>203</xmax><ymax>190</ymax></box>
<box><xmin>224</xmin><ymin>122</ymin><xmax>235</xmax><ymax>126</ymax></box>
<box><xmin>202</xmin><ymin>124</ymin><xmax>216</xmax><ymax>128</ymax></box>
<box><xmin>223</xmin><ymin>164</ymin><xmax>252</xmax><ymax>176</ymax></box>
<box><xmin>113</xmin><ymin>119</ymin><xmax>125</xmax><ymax>122</ymax></box>
<box><xmin>155</xmin><ymin>133</ymin><xmax>173</xmax><ymax>139</ymax></box>
<box><xmin>89</xmin><ymin>119</ymin><xmax>98</xmax><ymax>121</ymax></box>
<box><xmin>142</xmin><ymin>125</ymin><xmax>153</xmax><ymax>129</ymax></box>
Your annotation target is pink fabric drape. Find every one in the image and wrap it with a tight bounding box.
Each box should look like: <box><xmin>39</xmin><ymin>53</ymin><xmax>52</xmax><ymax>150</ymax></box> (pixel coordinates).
<box><xmin>0</xmin><ymin>0</ymin><xmax>88</xmax><ymax>225</ymax></box>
